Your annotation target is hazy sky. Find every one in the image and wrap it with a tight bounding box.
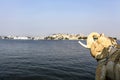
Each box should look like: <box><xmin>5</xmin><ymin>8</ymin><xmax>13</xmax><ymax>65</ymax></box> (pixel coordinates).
<box><xmin>0</xmin><ymin>0</ymin><xmax>120</xmax><ymax>37</ymax></box>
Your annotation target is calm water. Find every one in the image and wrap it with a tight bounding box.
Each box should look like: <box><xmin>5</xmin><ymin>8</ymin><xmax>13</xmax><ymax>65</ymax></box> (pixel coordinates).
<box><xmin>0</xmin><ymin>40</ymin><xmax>97</xmax><ymax>80</ymax></box>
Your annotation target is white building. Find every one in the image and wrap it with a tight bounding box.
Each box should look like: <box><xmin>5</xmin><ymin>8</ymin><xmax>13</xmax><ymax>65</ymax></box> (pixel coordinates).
<box><xmin>13</xmin><ymin>36</ymin><xmax>29</xmax><ymax>40</ymax></box>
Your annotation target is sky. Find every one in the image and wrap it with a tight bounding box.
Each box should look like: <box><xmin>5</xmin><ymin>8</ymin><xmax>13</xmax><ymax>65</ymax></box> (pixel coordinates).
<box><xmin>0</xmin><ymin>0</ymin><xmax>120</xmax><ymax>38</ymax></box>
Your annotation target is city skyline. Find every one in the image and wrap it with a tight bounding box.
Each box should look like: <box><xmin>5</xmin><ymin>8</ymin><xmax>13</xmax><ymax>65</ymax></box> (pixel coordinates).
<box><xmin>0</xmin><ymin>0</ymin><xmax>120</xmax><ymax>38</ymax></box>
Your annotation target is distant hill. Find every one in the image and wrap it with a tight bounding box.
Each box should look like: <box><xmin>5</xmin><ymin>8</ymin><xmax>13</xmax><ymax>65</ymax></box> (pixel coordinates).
<box><xmin>44</xmin><ymin>33</ymin><xmax>87</xmax><ymax>40</ymax></box>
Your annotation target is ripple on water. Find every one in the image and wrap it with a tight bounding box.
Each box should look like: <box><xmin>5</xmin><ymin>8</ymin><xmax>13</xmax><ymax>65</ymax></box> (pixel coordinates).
<box><xmin>0</xmin><ymin>40</ymin><xmax>96</xmax><ymax>80</ymax></box>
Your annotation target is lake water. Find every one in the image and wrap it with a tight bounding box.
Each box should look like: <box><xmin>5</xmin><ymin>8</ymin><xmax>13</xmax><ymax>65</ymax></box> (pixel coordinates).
<box><xmin>0</xmin><ymin>40</ymin><xmax>97</xmax><ymax>80</ymax></box>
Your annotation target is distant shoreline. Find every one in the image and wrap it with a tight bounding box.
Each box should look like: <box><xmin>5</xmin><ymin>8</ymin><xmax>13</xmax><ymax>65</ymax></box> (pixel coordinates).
<box><xmin>0</xmin><ymin>33</ymin><xmax>117</xmax><ymax>40</ymax></box>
